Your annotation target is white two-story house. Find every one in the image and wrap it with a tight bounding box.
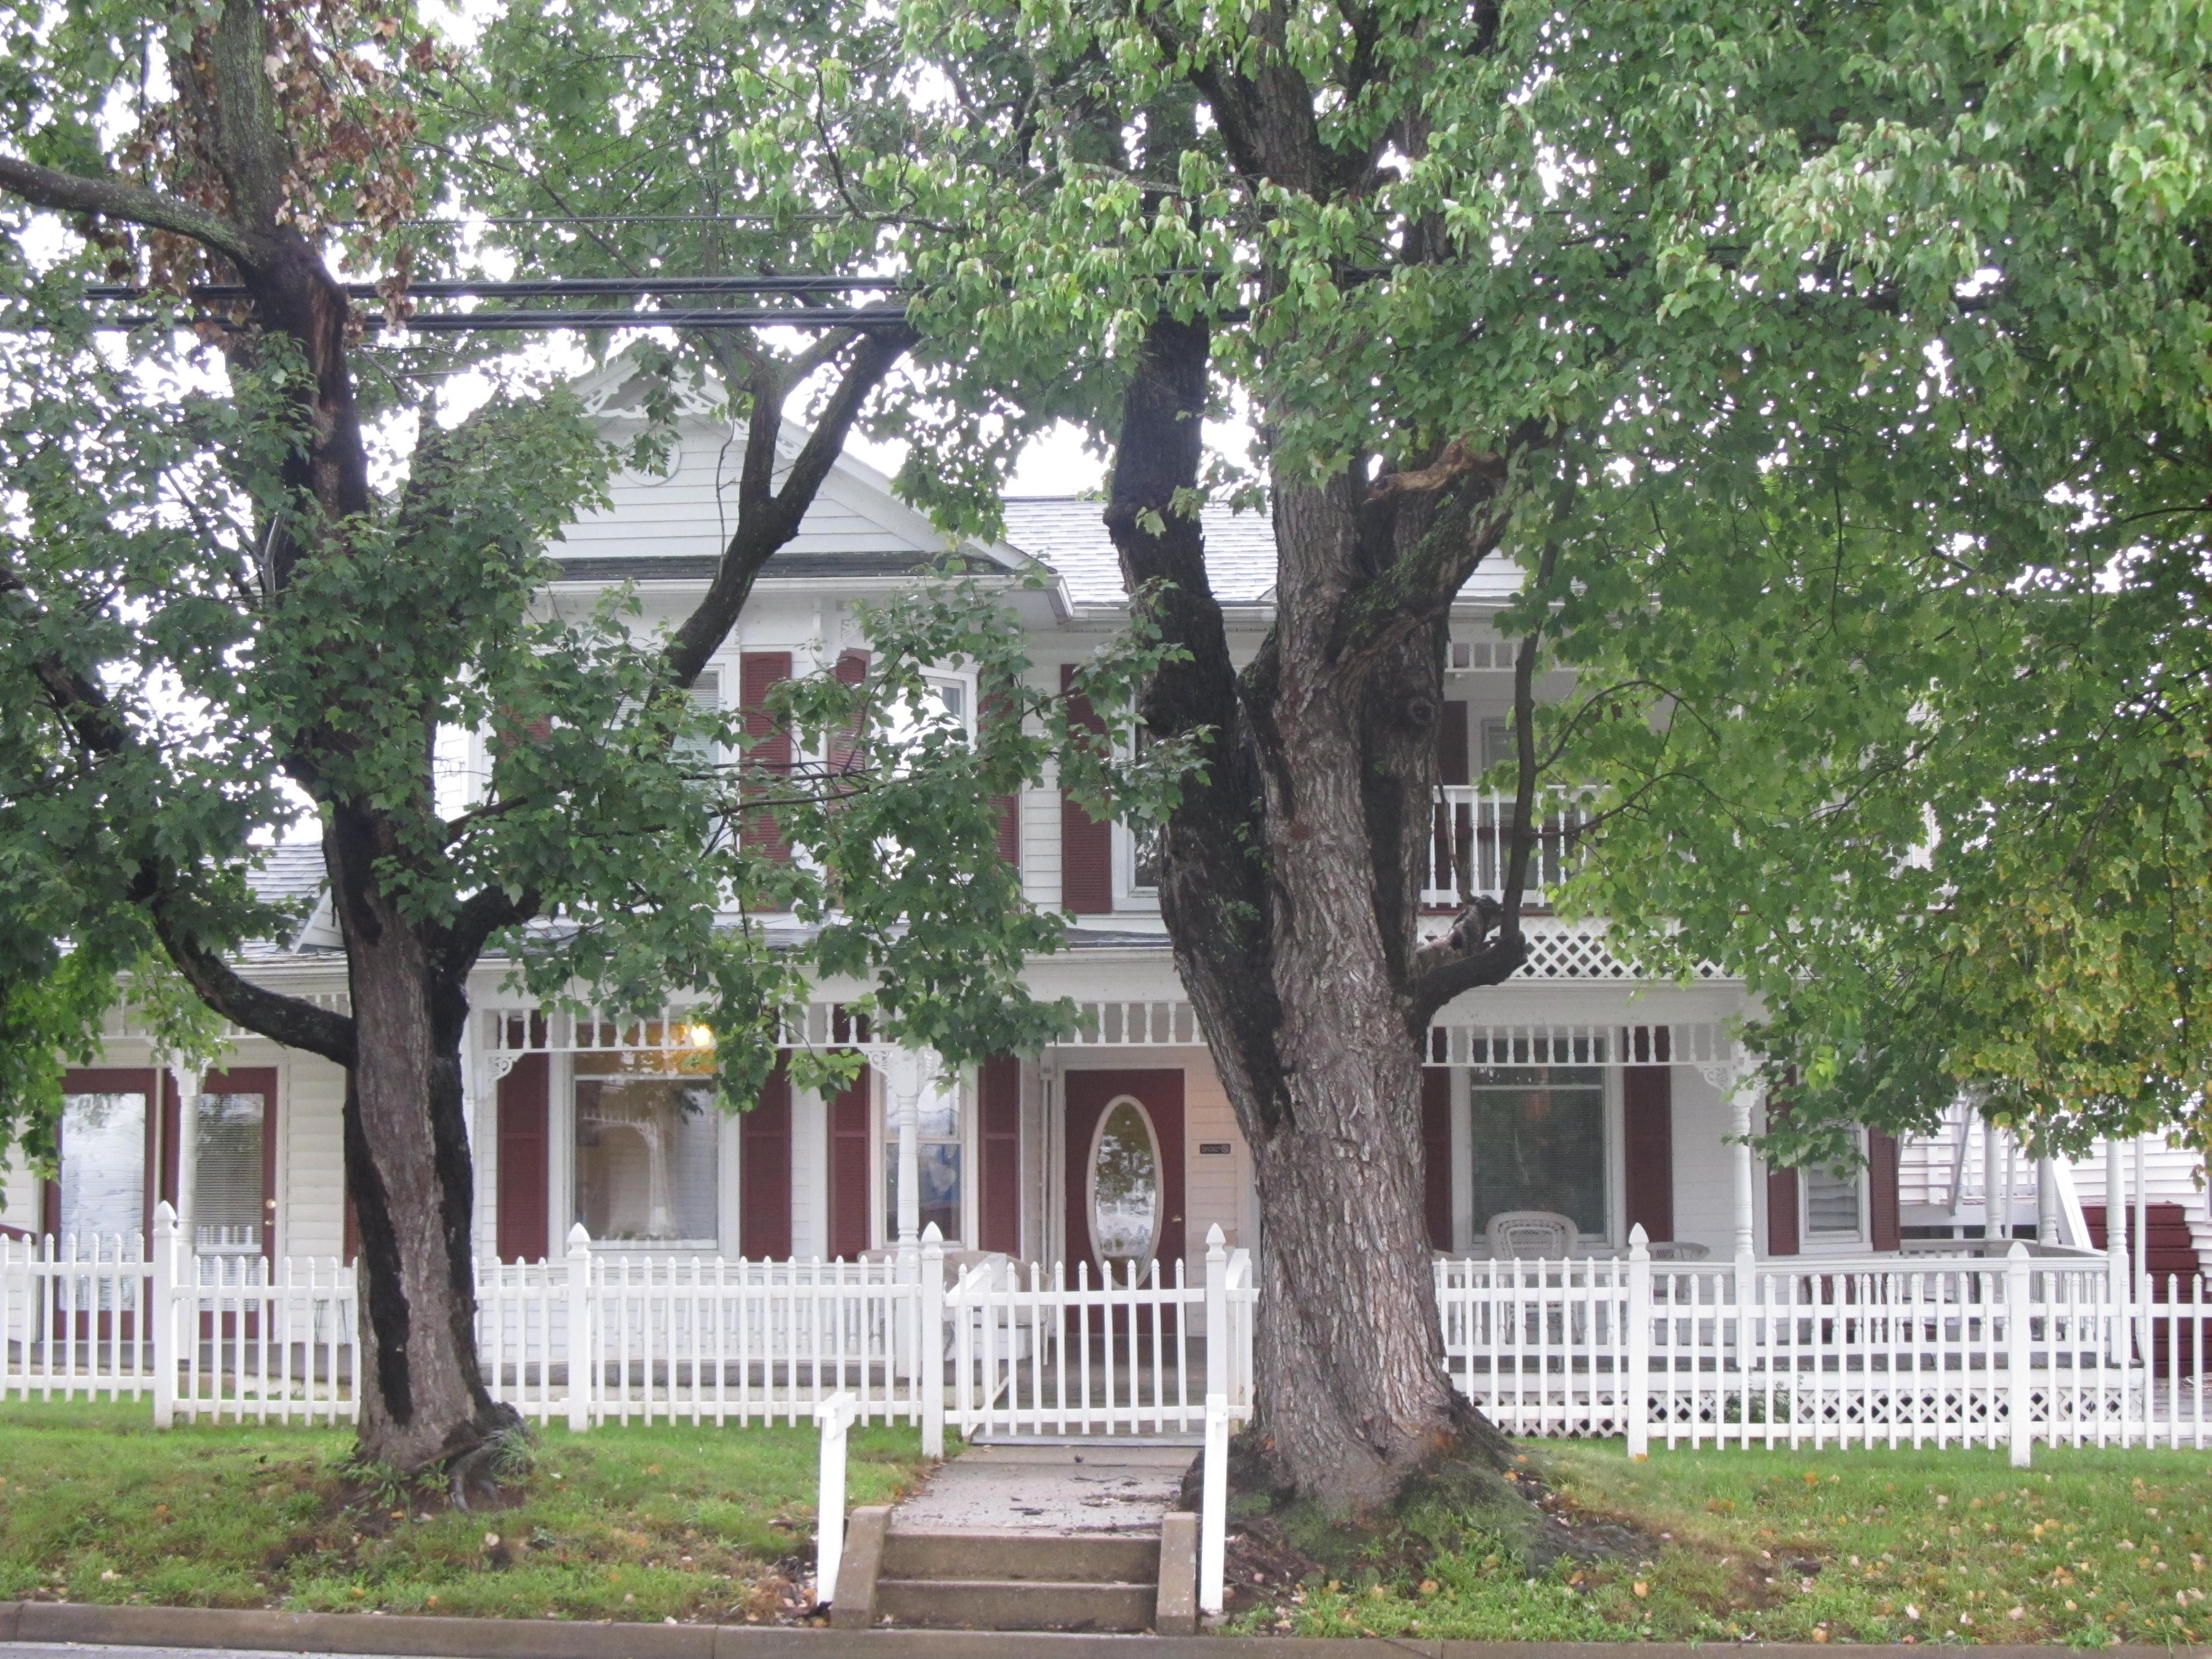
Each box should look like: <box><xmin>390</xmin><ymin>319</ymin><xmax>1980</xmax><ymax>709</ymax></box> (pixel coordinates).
<box><xmin>9</xmin><ymin>356</ymin><xmax>2190</xmax><ymax>1298</ymax></box>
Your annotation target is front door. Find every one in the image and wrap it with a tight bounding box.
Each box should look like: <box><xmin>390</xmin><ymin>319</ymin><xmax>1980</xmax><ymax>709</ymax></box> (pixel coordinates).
<box><xmin>1063</xmin><ymin>1069</ymin><xmax>1186</xmax><ymax>1276</ymax></box>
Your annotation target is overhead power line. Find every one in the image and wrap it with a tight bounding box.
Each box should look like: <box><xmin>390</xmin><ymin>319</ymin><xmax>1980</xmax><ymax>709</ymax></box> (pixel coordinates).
<box><xmin>60</xmin><ymin>305</ymin><xmax>910</xmax><ymax>333</ymax></box>
<box><xmin>6</xmin><ymin>275</ymin><xmax>915</xmax><ymax>333</ymax></box>
<box><xmin>81</xmin><ymin>275</ymin><xmax>911</xmax><ymax>301</ymax></box>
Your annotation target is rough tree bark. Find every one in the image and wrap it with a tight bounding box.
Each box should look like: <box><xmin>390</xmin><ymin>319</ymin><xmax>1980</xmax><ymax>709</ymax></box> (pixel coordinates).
<box><xmin>1104</xmin><ymin>311</ymin><xmax>1539</xmax><ymax>1512</ymax></box>
<box><xmin>0</xmin><ymin>0</ymin><xmax>912</xmax><ymax>1475</ymax></box>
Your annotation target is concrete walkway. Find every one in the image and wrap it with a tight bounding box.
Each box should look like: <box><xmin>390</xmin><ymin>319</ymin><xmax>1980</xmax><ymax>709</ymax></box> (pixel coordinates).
<box><xmin>888</xmin><ymin>1442</ymin><xmax>1193</xmax><ymax>1538</ymax></box>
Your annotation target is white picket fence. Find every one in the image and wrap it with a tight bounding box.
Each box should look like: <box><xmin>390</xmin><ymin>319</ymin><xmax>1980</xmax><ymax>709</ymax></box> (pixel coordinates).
<box><xmin>1438</xmin><ymin>1230</ymin><xmax>2211</xmax><ymax>1463</ymax></box>
<box><xmin>14</xmin><ymin>1210</ymin><xmax>2205</xmax><ymax>1467</ymax></box>
<box><xmin>3</xmin><ymin>1205</ymin><xmax>922</xmax><ymax>1428</ymax></box>
<box><xmin>478</xmin><ymin>1229</ymin><xmax>920</xmax><ymax>1428</ymax></box>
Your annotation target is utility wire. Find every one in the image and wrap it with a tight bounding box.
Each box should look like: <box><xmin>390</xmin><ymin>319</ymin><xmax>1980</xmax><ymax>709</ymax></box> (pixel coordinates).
<box><xmin>81</xmin><ymin>275</ymin><xmax>910</xmax><ymax>301</ymax></box>
<box><xmin>33</xmin><ymin>304</ymin><xmax>910</xmax><ymax>333</ymax></box>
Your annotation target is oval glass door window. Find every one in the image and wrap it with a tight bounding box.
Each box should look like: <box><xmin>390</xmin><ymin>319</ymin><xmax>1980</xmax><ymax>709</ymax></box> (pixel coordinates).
<box><xmin>1087</xmin><ymin>1097</ymin><xmax>1164</xmax><ymax>1269</ymax></box>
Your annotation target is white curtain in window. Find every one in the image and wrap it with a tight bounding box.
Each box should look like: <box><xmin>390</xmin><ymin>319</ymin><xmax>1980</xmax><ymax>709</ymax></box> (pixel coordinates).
<box><xmin>59</xmin><ymin>1092</ymin><xmax>145</xmax><ymax>1245</ymax></box>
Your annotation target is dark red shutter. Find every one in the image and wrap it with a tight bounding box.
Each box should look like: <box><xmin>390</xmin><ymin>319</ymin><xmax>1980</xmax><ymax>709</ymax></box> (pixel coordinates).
<box><xmin>978</xmin><ymin>1055</ymin><xmax>1022</xmax><ymax>1254</ymax></box>
<box><xmin>1437</xmin><ymin>701</ymin><xmax>1470</xmax><ymax>786</ymax></box>
<box><xmin>1060</xmin><ymin>664</ymin><xmax>1113</xmax><ymax>913</ymax></box>
<box><xmin>496</xmin><ymin>1053</ymin><xmax>550</xmax><ymax>1261</ymax></box>
<box><xmin>827</xmin><ymin>1066</ymin><xmax>872</xmax><ymax>1260</ymax></box>
<box><xmin>1623</xmin><ymin>1066</ymin><xmax>1674</xmax><ymax>1243</ymax></box>
<box><xmin>740</xmin><ymin>651</ymin><xmax>795</xmax><ymax>862</ymax></box>
<box><xmin>828</xmin><ymin>649</ymin><xmax>870</xmax><ymax>774</ymax></box>
<box><xmin>159</xmin><ymin>1072</ymin><xmax>183</xmax><ymax>1213</ymax></box>
<box><xmin>740</xmin><ymin>1058</ymin><xmax>794</xmax><ymax>1259</ymax></box>
<box><xmin>1867</xmin><ymin>1129</ymin><xmax>1901</xmax><ymax>1252</ymax></box>
<box><xmin>1766</xmin><ymin>1165</ymin><xmax>1801</xmax><ymax>1256</ymax></box>
<box><xmin>1420</xmin><ymin>1067</ymin><xmax>1453</xmax><ymax>1251</ymax></box>
<box><xmin>1765</xmin><ymin>1089</ymin><xmax>1801</xmax><ymax>1256</ymax></box>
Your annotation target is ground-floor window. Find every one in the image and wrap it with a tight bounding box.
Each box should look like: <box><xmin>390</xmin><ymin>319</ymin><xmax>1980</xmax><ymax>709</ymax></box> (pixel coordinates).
<box><xmin>191</xmin><ymin>1088</ymin><xmax>267</xmax><ymax>1254</ymax></box>
<box><xmin>886</xmin><ymin>1077</ymin><xmax>962</xmax><ymax>1243</ymax></box>
<box><xmin>572</xmin><ymin>1052</ymin><xmax>720</xmax><ymax>1246</ymax></box>
<box><xmin>1467</xmin><ymin>1066</ymin><xmax>1607</xmax><ymax>1238</ymax></box>
<box><xmin>58</xmin><ymin>1090</ymin><xmax>145</xmax><ymax>1242</ymax></box>
<box><xmin>1803</xmin><ymin>1154</ymin><xmax>1865</xmax><ymax>1241</ymax></box>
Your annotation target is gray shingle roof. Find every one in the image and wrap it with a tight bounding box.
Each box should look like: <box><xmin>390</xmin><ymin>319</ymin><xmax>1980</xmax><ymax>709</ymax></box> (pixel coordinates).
<box><xmin>1000</xmin><ymin>498</ymin><xmax>1281</xmax><ymax>606</ymax></box>
<box><xmin>246</xmin><ymin>844</ymin><xmax>327</xmax><ymax>906</ymax></box>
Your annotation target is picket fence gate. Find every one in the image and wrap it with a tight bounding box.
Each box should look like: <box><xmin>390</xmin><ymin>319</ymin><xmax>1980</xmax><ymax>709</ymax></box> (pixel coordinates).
<box><xmin>937</xmin><ymin>1222</ymin><xmax>1256</xmax><ymax>1450</ymax></box>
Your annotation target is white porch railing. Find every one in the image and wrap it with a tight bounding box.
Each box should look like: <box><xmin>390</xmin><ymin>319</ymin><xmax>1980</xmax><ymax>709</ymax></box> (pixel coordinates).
<box><xmin>1423</xmin><ymin>784</ymin><xmax>1597</xmax><ymax>906</ymax></box>
<box><xmin>1438</xmin><ymin>1232</ymin><xmax>2210</xmax><ymax>1463</ymax></box>
<box><xmin>941</xmin><ymin>1223</ymin><xmax>1255</xmax><ymax>1444</ymax></box>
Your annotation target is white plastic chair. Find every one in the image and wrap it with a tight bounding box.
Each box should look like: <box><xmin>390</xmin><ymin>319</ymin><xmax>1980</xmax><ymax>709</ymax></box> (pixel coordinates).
<box><xmin>1485</xmin><ymin>1210</ymin><xmax>1579</xmax><ymax>1259</ymax></box>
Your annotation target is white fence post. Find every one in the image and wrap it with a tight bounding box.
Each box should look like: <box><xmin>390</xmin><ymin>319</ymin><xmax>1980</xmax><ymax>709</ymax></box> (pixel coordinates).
<box><xmin>565</xmin><ymin>1224</ymin><xmax>593</xmax><ymax>1433</ymax></box>
<box><xmin>2006</xmin><ymin>1241</ymin><xmax>2033</xmax><ymax>1468</ymax></box>
<box><xmin>1203</xmin><ymin>1224</ymin><xmax>1227</xmax><ymax>1395</ymax></box>
<box><xmin>150</xmin><ymin>1202</ymin><xmax>178</xmax><ymax>1428</ymax></box>
<box><xmin>1732</xmin><ymin>1243</ymin><xmax>1758</xmax><ymax>1445</ymax></box>
<box><xmin>1199</xmin><ymin>1390</ymin><xmax>1229</xmax><ymax>1615</ymax></box>
<box><xmin>919</xmin><ymin>1225</ymin><xmax>945</xmax><ymax>1458</ymax></box>
<box><xmin>813</xmin><ymin>1390</ymin><xmax>858</xmax><ymax>1607</ymax></box>
<box><xmin>1625</xmin><ymin>1225</ymin><xmax>1650</xmax><ymax>1458</ymax></box>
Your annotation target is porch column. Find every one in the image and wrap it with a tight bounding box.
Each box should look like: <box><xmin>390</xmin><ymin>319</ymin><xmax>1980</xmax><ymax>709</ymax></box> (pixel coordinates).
<box><xmin>1983</xmin><ymin>1119</ymin><xmax>2001</xmax><ymax>1240</ymax></box>
<box><xmin>1722</xmin><ymin>1071</ymin><xmax>1758</xmax><ymax>1260</ymax></box>
<box><xmin>2036</xmin><ymin>1151</ymin><xmax>2058</xmax><ymax>1244</ymax></box>
<box><xmin>2104</xmin><ymin>1136</ymin><xmax>2128</xmax><ymax>1295</ymax></box>
<box><xmin>2133</xmin><ymin>1135</ymin><xmax>2150</xmax><ymax>1309</ymax></box>
<box><xmin>168</xmin><ymin>1065</ymin><xmax>201</xmax><ymax>1249</ymax></box>
<box><xmin>860</xmin><ymin>1044</ymin><xmax>941</xmax><ymax>1279</ymax></box>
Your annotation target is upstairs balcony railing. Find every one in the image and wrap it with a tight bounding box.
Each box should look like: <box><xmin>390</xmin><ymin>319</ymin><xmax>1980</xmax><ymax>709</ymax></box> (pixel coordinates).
<box><xmin>1423</xmin><ymin>784</ymin><xmax>1598</xmax><ymax>907</ymax></box>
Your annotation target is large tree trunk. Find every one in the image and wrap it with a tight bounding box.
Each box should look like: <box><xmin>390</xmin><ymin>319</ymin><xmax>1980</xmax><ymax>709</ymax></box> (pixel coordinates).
<box><xmin>1105</xmin><ymin>316</ymin><xmax>1526</xmax><ymax>1511</ymax></box>
<box><xmin>1239</xmin><ymin>491</ymin><xmax>1492</xmax><ymax>1503</ymax></box>
<box><xmin>329</xmin><ymin>808</ymin><xmax>514</xmax><ymax>1473</ymax></box>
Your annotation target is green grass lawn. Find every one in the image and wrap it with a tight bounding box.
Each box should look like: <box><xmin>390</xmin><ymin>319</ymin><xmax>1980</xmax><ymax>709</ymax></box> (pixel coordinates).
<box><xmin>1256</xmin><ymin>1440</ymin><xmax>2212</xmax><ymax>1645</ymax></box>
<box><xmin>0</xmin><ymin>1402</ymin><xmax>926</xmax><ymax>1623</ymax></box>
<box><xmin>7</xmin><ymin>1406</ymin><xmax>2206</xmax><ymax>1643</ymax></box>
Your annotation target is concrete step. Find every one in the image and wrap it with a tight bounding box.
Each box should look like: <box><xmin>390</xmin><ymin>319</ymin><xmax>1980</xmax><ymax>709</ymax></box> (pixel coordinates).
<box><xmin>875</xmin><ymin>1575</ymin><xmax>1157</xmax><ymax>1632</ymax></box>
<box><xmin>883</xmin><ymin>1528</ymin><xmax>1158</xmax><ymax>1584</ymax></box>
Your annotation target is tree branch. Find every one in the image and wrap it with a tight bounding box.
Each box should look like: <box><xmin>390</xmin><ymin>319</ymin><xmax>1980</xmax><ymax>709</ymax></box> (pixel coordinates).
<box><xmin>2</xmin><ymin>556</ymin><xmax>356</xmax><ymax>1062</ymax></box>
<box><xmin>0</xmin><ymin>155</ymin><xmax>262</xmax><ymax>269</ymax></box>
<box><xmin>438</xmin><ymin>884</ymin><xmax>540</xmax><ymax>984</ymax></box>
<box><xmin>663</xmin><ymin>322</ymin><xmax>914</xmax><ymax>690</ymax></box>
<box><xmin>148</xmin><ymin>902</ymin><xmax>356</xmax><ymax>1065</ymax></box>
